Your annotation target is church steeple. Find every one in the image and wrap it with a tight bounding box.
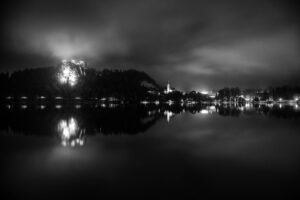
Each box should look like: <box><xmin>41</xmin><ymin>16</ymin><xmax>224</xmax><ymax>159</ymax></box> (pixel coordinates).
<box><xmin>164</xmin><ymin>81</ymin><xmax>173</xmax><ymax>94</ymax></box>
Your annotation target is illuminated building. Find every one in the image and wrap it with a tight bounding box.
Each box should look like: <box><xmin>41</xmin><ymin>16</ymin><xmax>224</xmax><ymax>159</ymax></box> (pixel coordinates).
<box><xmin>164</xmin><ymin>81</ymin><xmax>174</xmax><ymax>94</ymax></box>
<box><xmin>58</xmin><ymin>59</ymin><xmax>87</xmax><ymax>86</ymax></box>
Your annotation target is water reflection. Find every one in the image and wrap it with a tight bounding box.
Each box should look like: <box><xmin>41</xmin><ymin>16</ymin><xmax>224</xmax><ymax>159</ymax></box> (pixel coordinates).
<box><xmin>1</xmin><ymin>103</ymin><xmax>300</xmax><ymax>142</ymax></box>
<box><xmin>164</xmin><ymin>110</ymin><xmax>175</xmax><ymax>122</ymax></box>
<box><xmin>57</xmin><ymin>117</ymin><xmax>86</xmax><ymax>147</ymax></box>
<box><xmin>1</xmin><ymin>102</ymin><xmax>300</xmax><ymax>198</ymax></box>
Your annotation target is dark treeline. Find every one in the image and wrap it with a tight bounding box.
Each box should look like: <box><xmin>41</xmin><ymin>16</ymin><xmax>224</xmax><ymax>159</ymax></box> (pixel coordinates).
<box><xmin>216</xmin><ymin>86</ymin><xmax>300</xmax><ymax>101</ymax></box>
<box><xmin>216</xmin><ymin>87</ymin><xmax>241</xmax><ymax>101</ymax></box>
<box><xmin>1</xmin><ymin>66</ymin><xmax>300</xmax><ymax>102</ymax></box>
<box><xmin>0</xmin><ymin>67</ymin><xmax>161</xmax><ymax>101</ymax></box>
<box><xmin>0</xmin><ymin>66</ymin><xmax>212</xmax><ymax>102</ymax></box>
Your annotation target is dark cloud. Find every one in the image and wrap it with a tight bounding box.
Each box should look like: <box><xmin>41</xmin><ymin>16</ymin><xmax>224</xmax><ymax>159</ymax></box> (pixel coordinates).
<box><xmin>1</xmin><ymin>0</ymin><xmax>300</xmax><ymax>90</ymax></box>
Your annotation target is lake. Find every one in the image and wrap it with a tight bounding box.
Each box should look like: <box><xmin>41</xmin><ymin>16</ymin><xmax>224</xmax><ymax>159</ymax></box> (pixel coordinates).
<box><xmin>1</xmin><ymin>103</ymin><xmax>300</xmax><ymax>199</ymax></box>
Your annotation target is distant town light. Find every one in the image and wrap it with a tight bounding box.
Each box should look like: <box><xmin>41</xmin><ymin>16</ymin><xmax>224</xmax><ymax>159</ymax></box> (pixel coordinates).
<box><xmin>200</xmin><ymin>90</ymin><xmax>209</xmax><ymax>95</ymax></box>
<box><xmin>167</xmin><ymin>100</ymin><xmax>174</xmax><ymax>106</ymax></box>
<box><xmin>141</xmin><ymin>101</ymin><xmax>149</xmax><ymax>105</ymax></box>
<box><xmin>21</xmin><ymin>105</ymin><xmax>28</xmax><ymax>109</ymax></box>
<box><xmin>200</xmin><ymin>109</ymin><xmax>209</xmax><ymax>114</ymax></box>
<box><xmin>38</xmin><ymin>96</ymin><xmax>46</xmax><ymax>99</ymax></box>
<box><xmin>164</xmin><ymin>82</ymin><xmax>174</xmax><ymax>94</ymax></box>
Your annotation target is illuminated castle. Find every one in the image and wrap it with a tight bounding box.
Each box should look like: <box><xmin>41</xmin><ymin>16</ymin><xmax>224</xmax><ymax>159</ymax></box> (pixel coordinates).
<box><xmin>58</xmin><ymin>59</ymin><xmax>87</xmax><ymax>86</ymax></box>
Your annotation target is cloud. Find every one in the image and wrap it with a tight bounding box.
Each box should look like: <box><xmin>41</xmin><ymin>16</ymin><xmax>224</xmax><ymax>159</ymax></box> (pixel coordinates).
<box><xmin>172</xmin><ymin>31</ymin><xmax>300</xmax><ymax>75</ymax></box>
<box><xmin>1</xmin><ymin>0</ymin><xmax>300</xmax><ymax>89</ymax></box>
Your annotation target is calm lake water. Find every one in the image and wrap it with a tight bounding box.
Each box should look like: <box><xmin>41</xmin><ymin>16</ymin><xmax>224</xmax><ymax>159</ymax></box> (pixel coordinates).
<box><xmin>1</xmin><ymin>103</ymin><xmax>300</xmax><ymax>199</ymax></box>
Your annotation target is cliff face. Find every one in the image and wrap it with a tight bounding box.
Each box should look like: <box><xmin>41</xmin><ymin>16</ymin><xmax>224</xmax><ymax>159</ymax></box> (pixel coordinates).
<box><xmin>0</xmin><ymin>66</ymin><xmax>162</xmax><ymax>100</ymax></box>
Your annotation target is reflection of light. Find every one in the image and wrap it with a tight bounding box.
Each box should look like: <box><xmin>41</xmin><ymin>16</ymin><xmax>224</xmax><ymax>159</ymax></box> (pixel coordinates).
<box><xmin>109</xmin><ymin>103</ymin><xmax>117</xmax><ymax>108</ymax></box>
<box><xmin>75</xmin><ymin>105</ymin><xmax>81</xmax><ymax>109</ymax></box>
<box><xmin>61</xmin><ymin>141</ymin><xmax>67</xmax><ymax>147</ymax></box>
<box><xmin>6</xmin><ymin>105</ymin><xmax>12</xmax><ymax>109</ymax></box>
<box><xmin>55</xmin><ymin>96</ymin><xmax>63</xmax><ymax>99</ymax></box>
<box><xmin>55</xmin><ymin>105</ymin><xmax>62</xmax><ymax>109</ymax></box>
<box><xmin>164</xmin><ymin>110</ymin><xmax>174</xmax><ymax>122</ymax></box>
<box><xmin>40</xmin><ymin>105</ymin><xmax>46</xmax><ymax>110</ymax></box>
<box><xmin>101</xmin><ymin>104</ymin><xmax>106</xmax><ymax>108</ymax></box>
<box><xmin>6</xmin><ymin>96</ymin><xmax>13</xmax><ymax>99</ymax></box>
<box><xmin>58</xmin><ymin>118</ymin><xmax>77</xmax><ymax>139</ymax></box>
<box><xmin>155</xmin><ymin>100</ymin><xmax>160</xmax><ymax>105</ymax></box>
<box><xmin>38</xmin><ymin>96</ymin><xmax>46</xmax><ymax>99</ymax></box>
<box><xmin>79</xmin><ymin>140</ymin><xmax>84</xmax><ymax>146</ymax></box>
<box><xmin>279</xmin><ymin>104</ymin><xmax>282</xmax><ymax>109</ymax></box>
<box><xmin>21</xmin><ymin>96</ymin><xmax>27</xmax><ymax>99</ymax></box>
<box><xmin>209</xmin><ymin>106</ymin><xmax>216</xmax><ymax>112</ymax></box>
<box><xmin>21</xmin><ymin>105</ymin><xmax>28</xmax><ymax>109</ymax></box>
<box><xmin>279</xmin><ymin>98</ymin><xmax>283</xmax><ymax>102</ymax></box>
<box><xmin>58</xmin><ymin>117</ymin><xmax>85</xmax><ymax>147</ymax></box>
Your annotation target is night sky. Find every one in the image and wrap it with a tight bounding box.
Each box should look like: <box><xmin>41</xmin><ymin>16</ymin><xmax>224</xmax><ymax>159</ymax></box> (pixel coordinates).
<box><xmin>1</xmin><ymin>0</ymin><xmax>300</xmax><ymax>90</ymax></box>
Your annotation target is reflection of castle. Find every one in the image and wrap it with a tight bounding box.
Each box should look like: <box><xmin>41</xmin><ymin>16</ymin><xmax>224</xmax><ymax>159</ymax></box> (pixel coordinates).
<box><xmin>57</xmin><ymin>117</ymin><xmax>86</xmax><ymax>147</ymax></box>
